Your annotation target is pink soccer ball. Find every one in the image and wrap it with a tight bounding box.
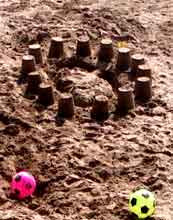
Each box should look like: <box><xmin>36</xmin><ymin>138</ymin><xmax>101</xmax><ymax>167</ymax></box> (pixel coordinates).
<box><xmin>11</xmin><ymin>171</ymin><xmax>36</xmax><ymax>199</ymax></box>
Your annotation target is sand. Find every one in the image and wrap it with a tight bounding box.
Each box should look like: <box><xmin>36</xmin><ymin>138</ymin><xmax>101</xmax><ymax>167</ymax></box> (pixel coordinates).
<box><xmin>0</xmin><ymin>0</ymin><xmax>172</xmax><ymax>219</ymax></box>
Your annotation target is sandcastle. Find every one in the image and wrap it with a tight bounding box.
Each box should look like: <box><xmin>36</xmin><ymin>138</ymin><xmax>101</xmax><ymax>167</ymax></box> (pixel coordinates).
<box><xmin>20</xmin><ymin>36</ymin><xmax>153</xmax><ymax>120</ymax></box>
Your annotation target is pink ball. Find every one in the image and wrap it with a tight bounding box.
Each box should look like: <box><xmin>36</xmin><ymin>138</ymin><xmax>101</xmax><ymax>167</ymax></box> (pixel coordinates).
<box><xmin>11</xmin><ymin>171</ymin><xmax>36</xmax><ymax>199</ymax></box>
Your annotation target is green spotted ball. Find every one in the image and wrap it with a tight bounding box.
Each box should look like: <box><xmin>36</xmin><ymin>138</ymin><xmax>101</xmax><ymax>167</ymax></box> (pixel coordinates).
<box><xmin>129</xmin><ymin>189</ymin><xmax>156</xmax><ymax>219</ymax></box>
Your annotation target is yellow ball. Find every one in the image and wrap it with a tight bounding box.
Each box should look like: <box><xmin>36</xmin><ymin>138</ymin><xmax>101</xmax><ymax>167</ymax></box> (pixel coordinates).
<box><xmin>129</xmin><ymin>189</ymin><xmax>156</xmax><ymax>219</ymax></box>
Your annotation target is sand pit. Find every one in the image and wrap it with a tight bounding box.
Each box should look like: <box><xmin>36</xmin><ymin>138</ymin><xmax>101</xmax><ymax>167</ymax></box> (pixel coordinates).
<box><xmin>0</xmin><ymin>0</ymin><xmax>172</xmax><ymax>219</ymax></box>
